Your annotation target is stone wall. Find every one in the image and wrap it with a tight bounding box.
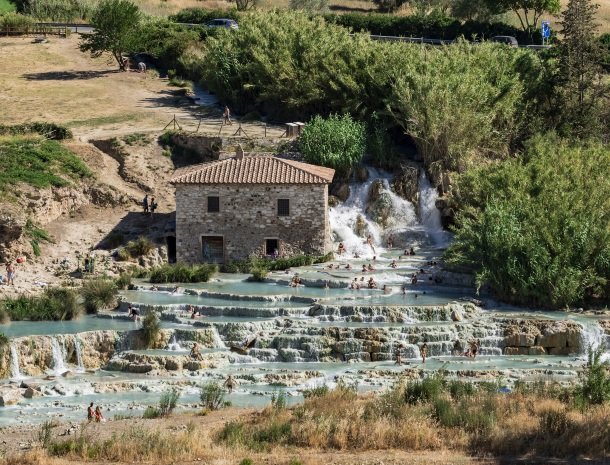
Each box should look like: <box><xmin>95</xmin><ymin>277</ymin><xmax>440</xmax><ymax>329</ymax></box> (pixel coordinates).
<box><xmin>175</xmin><ymin>183</ymin><xmax>331</xmax><ymax>263</ymax></box>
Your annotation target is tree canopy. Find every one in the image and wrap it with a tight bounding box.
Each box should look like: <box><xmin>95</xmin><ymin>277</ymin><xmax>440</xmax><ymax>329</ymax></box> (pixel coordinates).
<box><xmin>79</xmin><ymin>0</ymin><xmax>141</xmax><ymax>70</ymax></box>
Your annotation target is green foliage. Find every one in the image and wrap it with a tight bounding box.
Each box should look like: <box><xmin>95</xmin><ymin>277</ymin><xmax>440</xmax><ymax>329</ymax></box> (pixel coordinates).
<box><xmin>0</xmin><ymin>0</ymin><xmax>16</xmax><ymax>13</ymax></box>
<box><xmin>24</xmin><ymin>219</ymin><xmax>53</xmax><ymax>257</ymax></box>
<box><xmin>249</xmin><ymin>267</ymin><xmax>268</xmax><ymax>282</ymax></box>
<box><xmin>0</xmin><ymin>135</ymin><xmax>91</xmax><ymax>195</ymax></box>
<box><xmin>0</xmin><ymin>122</ymin><xmax>72</xmax><ymax>140</ymax></box>
<box><xmin>298</xmin><ymin>114</ymin><xmax>365</xmax><ymax>175</ymax></box>
<box><xmin>289</xmin><ymin>0</ymin><xmax>328</xmax><ymax>12</ymax></box>
<box><xmin>142</xmin><ymin>405</ymin><xmax>161</xmax><ymax>419</ymax></box>
<box><xmin>115</xmin><ymin>272</ymin><xmax>132</xmax><ymax>290</ymax></box>
<box><xmin>81</xmin><ymin>278</ymin><xmax>117</xmax><ymax>314</ymax></box>
<box><xmin>141</xmin><ymin>311</ymin><xmax>161</xmax><ymax>348</ymax></box>
<box><xmin>575</xmin><ymin>345</ymin><xmax>610</xmax><ymax>407</ymax></box>
<box><xmin>323</xmin><ymin>12</ymin><xmax>525</xmax><ymax>41</ymax></box>
<box><xmin>433</xmin><ymin>395</ymin><xmax>496</xmax><ymax>433</ymax></box>
<box><xmin>485</xmin><ymin>0</ymin><xmax>561</xmax><ymax>35</ymax></box>
<box><xmin>270</xmin><ymin>391</ymin><xmax>287</xmax><ymax>410</ymax></box>
<box><xmin>0</xmin><ymin>12</ymin><xmax>34</xmax><ymax>30</ymax></box>
<box><xmin>1</xmin><ymin>287</ymin><xmax>81</xmax><ymax>321</ymax></box>
<box><xmin>158</xmin><ymin>388</ymin><xmax>180</xmax><ymax>416</ymax></box>
<box><xmin>135</xmin><ymin>19</ymin><xmax>201</xmax><ymax>75</ymax></box>
<box><xmin>557</xmin><ymin>0</ymin><xmax>608</xmax><ymax>139</ymax></box>
<box><xmin>122</xmin><ymin>133</ymin><xmax>150</xmax><ymax>146</ymax></box>
<box><xmin>0</xmin><ymin>332</ymin><xmax>9</xmax><ymax>347</ymax></box>
<box><xmin>148</xmin><ymin>263</ymin><xmax>218</xmax><ymax>283</ymax></box>
<box><xmin>302</xmin><ymin>385</ymin><xmax>330</xmax><ymax>399</ymax></box>
<box><xmin>27</xmin><ymin>0</ymin><xmax>95</xmax><ymax>22</ymax></box>
<box><xmin>404</xmin><ymin>373</ymin><xmax>446</xmax><ymax>404</ymax></box>
<box><xmin>37</xmin><ymin>420</ymin><xmax>54</xmax><ymax>448</ymax></box>
<box><xmin>79</xmin><ymin>0</ymin><xmax>141</xmax><ymax>70</ymax></box>
<box><xmin>125</xmin><ymin>236</ymin><xmax>155</xmax><ymax>258</ymax></box>
<box><xmin>199</xmin><ymin>381</ymin><xmax>225</xmax><ymax>410</ymax></box>
<box><xmin>239</xmin><ymin>459</ymin><xmax>254</xmax><ymax>465</ymax></box>
<box><xmin>446</xmin><ymin>135</ymin><xmax>610</xmax><ymax>308</ymax></box>
<box><xmin>170</xmin><ymin>7</ymin><xmax>239</xmax><ymax>24</ymax></box>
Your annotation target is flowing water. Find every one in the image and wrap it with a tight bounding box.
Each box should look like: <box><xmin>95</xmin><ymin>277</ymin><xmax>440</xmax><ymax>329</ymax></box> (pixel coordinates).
<box><xmin>51</xmin><ymin>337</ymin><xmax>67</xmax><ymax>375</ymax></box>
<box><xmin>10</xmin><ymin>343</ymin><xmax>23</xmax><ymax>380</ymax></box>
<box><xmin>0</xmin><ymin>169</ymin><xmax>605</xmax><ymax>426</ymax></box>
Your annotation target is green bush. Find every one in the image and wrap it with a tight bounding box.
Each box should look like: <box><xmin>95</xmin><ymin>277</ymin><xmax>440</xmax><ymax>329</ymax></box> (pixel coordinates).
<box><xmin>158</xmin><ymin>388</ymin><xmax>180</xmax><ymax>416</ymax></box>
<box><xmin>141</xmin><ymin>311</ymin><xmax>161</xmax><ymax>348</ymax></box>
<box><xmin>404</xmin><ymin>374</ymin><xmax>445</xmax><ymax>404</ymax></box>
<box><xmin>249</xmin><ymin>267</ymin><xmax>268</xmax><ymax>282</ymax></box>
<box><xmin>575</xmin><ymin>346</ymin><xmax>610</xmax><ymax>408</ymax></box>
<box><xmin>0</xmin><ymin>122</ymin><xmax>72</xmax><ymax>140</ymax></box>
<box><xmin>0</xmin><ymin>12</ymin><xmax>35</xmax><ymax>31</ymax></box>
<box><xmin>1</xmin><ymin>288</ymin><xmax>81</xmax><ymax>321</ymax></box>
<box><xmin>302</xmin><ymin>385</ymin><xmax>329</xmax><ymax>398</ymax></box>
<box><xmin>0</xmin><ymin>332</ymin><xmax>9</xmax><ymax>347</ymax></box>
<box><xmin>115</xmin><ymin>272</ymin><xmax>132</xmax><ymax>290</ymax></box>
<box><xmin>298</xmin><ymin>114</ymin><xmax>365</xmax><ymax>176</ymax></box>
<box><xmin>125</xmin><ymin>236</ymin><xmax>155</xmax><ymax>258</ymax></box>
<box><xmin>270</xmin><ymin>391</ymin><xmax>287</xmax><ymax>410</ymax></box>
<box><xmin>148</xmin><ymin>263</ymin><xmax>218</xmax><ymax>283</ymax></box>
<box><xmin>446</xmin><ymin>135</ymin><xmax>610</xmax><ymax>308</ymax></box>
<box><xmin>200</xmin><ymin>381</ymin><xmax>225</xmax><ymax>410</ymax></box>
<box><xmin>142</xmin><ymin>405</ymin><xmax>161</xmax><ymax>419</ymax></box>
<box><xmin>115</xmin><ymin>248</ymin><xmax>130</xmax><ymax>261</ymax></box>
<box><xmin>170</xmin><ymin>7</ymin><xmax>239</xmax><ymax>23</ymax></box>
<box><xmin>81</xmin><ymin>278</ymin><xmax>117</xmax><ymax>314</ymax></box>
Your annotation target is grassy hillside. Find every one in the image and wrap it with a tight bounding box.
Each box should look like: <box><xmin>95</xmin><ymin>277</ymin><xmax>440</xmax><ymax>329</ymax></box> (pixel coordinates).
<box><xmin>0</xmin><ymin>135</ymin><xmax>92</xmax><ymax>195</ymax></box>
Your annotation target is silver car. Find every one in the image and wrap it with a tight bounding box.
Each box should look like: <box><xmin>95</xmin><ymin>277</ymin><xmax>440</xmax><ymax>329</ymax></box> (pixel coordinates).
<box><xmin>206</xmin><ymin>19</ymin><xmax>239</xmax><ymax>29</ymax></box>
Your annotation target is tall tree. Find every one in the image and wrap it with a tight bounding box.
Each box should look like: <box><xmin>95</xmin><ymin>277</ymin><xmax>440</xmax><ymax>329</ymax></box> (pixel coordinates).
<box><xmin>79</xmin><ymin>0</ymin><xmax>140</xmax><ymax>71</ymax></box>
<box><xmin>487</xmin><ymin>0</ymin><xmax>561</xmax><ymax>37</ymax></box>
<box><xmin>451</xmin><ymin>0</ymin><xmax>495</xmax><ymax>22</ymax></box>
<box><xmin>558</xmin><ymin>0</ymin><xmax>608</xmax><ymax>137</ymax></box>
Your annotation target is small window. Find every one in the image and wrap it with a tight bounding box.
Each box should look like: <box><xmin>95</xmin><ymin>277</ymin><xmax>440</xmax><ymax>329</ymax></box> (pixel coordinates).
<box><xmin>208</xmin><ymin>196</ymin><xmax>219</xmax><ymax>213</ymax></box>
<box><xmin>277</xmin><ymin>199</ymin><xmax>290</xmax><ymax>217</ymax></box>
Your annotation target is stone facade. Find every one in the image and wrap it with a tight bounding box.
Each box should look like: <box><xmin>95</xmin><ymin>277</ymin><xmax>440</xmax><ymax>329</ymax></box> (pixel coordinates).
<box><xmin>175</xmin><ymin>183</ymin><xmax>331</xmax><ymax>263</ymax></box>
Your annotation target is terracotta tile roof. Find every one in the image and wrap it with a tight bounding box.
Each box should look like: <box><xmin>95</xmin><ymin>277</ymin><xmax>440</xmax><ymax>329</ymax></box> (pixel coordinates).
<box><xmin>171</xmin><ymin>155</ymin><xmax>335</xmax><ymax>185</ymax></box>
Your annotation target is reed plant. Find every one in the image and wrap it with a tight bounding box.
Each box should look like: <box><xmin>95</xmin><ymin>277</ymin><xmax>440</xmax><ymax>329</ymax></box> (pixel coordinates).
<box><xmin>148</xmin><ymin>263</ymin><xmax>218</xmax><ymax>283</ymax></box>
<box><xmin>81</xmin><ymin>278</ymin><xmax>118</xmax><ymax>314</ymax></box>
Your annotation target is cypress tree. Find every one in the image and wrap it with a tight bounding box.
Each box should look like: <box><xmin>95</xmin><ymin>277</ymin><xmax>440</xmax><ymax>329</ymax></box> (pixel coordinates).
<box><xmin>558</xmin><ymin>0</ymin><xmax>608</xmax><ymax>137</ymax></box>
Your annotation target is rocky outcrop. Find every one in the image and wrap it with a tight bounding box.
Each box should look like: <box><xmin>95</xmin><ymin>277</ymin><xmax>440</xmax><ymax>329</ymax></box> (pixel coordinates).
<box><xmin>391</xmin><ymin>162</ymin><xmax>419</xmax><ymax>207</ymax></box>
<box><xmin>0</xmin><ymin>387</ymin><xmax>22</xmax><ymax>406</ymax></box>
<box><xmin>502</xmin><ymin>320</ymin><xmax>583</xmax><ymax>355</ymax></box>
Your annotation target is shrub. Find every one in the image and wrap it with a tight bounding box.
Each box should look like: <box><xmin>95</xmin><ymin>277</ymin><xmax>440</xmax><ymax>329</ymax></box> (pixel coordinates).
<box><xmin>298</xmin><ymin>114</ymin><xmax>365</xmax><ymax>176</ymax></box>
<box><xmin>446</xmin><ymin>135</ymin><xmax>610</xmax><ymax>308</ymax></box>
<box><xmin>0</xmin><ymin>122</ymin><xmax>72</xmax><ymax>140</ymax></box>
<box><xmin>115</xmin><ymin>248</ymin><xmax>130</xmax><ymax>261</ymax></box>
<box><xmin>539</xmin><ymin>408</ymin><xmax>572</xmax><ymax>437</ymax></box>
<box><xmin>0</xmin><ymin>309</ymin><xmax>9</xmax><ymax>324</ymax></box>
<box><xmin>0</xmin><ymin>332</ymin><xmax>9</xmax><ymax>347</ymax></box>
<box><xmin>141</xmin><ymin>311</ymin><xmax>161</xmax><ymax>348</ymax></box>
<box><xmin>404</xmin><ymin>374</ymin><xmax>445</xmax><ymax>404</ymax></box>
<box><xmin>81</xmin><ymin>278</ymin><xmax>118</xmax><ymax>314</ymax></box>
<box><xmin>170</xmin><ymin>7</ymin><xmax>239</xmax><ymax>23</ymax></box>
<box><xmin>148</xmin><ymin>263</ymin><xmax>218</xmax><ymax>283</ymax></box>
<box><xmin>0</xmin><ymin>12</ymin><xmax>35</xmax><ymax>31</ymax></box>
<box><xmin>142</xmin><ymin>405</ymin><xmax>160</xmax><ymax>419</ymax></box>
<box><xmin>158</xmin><ymin>388</ymin><xmax>180</xmax><ymax>416</ymax></box>
<box><xmin>115</xmin><ymin>272</ymin><xmax>132</xmax><ymax>290</ymax></box>
<box><xmin>250</xmin><ymin>267</ymin><xmax>268</xmax><ymax>282</ymax></box>
<box><xmin>1</xmin><ymin>287</ymin><xmax>81</xmax><ymax>321</ymax></box>
<box><xmin>302</xmin><ymin>385</ymin><xmax>329</xmax><ymax>399</ymax></box>
<box><xmin>37</xmin><ymin>420</ymin><xmax>54</xmax><ymax>448</ymax></box>
<box><xmin>575</xmin><ymin>345</ymin><xmax>610</xmax><ymax>408</ymax></box>
<box><xmin>200</xmin><ymin>381</ymin><xmax>225</xmax><ymax>410</ymax></box>
<box><xmin>289</xmin><ymin>0</ymin><xmax>328</xmax><ymax>12</ymax></box>
<box><xmin>271</xmin><ymin>391</ymin><xmax>287</xmax><ymax>410</ymax></box>
<box><xmin>125</xmin><ymin>236</ymin><xmax>155</xmax><ymax>258</ymax></box>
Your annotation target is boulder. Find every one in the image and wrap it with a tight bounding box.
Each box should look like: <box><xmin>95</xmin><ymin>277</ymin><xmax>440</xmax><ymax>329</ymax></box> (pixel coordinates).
<box><xmin>165</xmin><ymin>359</ymin><xmax>181</xmax><ymax>371</ymax></box>
<box><xmin>23</xmin><ymin>387</ymin><xmax>39</xmax><ymax>399</ymax></box>
<box><xmin>450</xmin><ymin>308</ymin><xmax>463</xmax><ymax>322</ymax></box>
<box><xmin>183</xmin><ymin>361</ymin><xmax>204</xmax><ymax>371</ymax></box>
<box><xmin>391</xmin><ymin>163</ymin><xmax>419</xmax><ymax>205</ymax></box>
<box><xmin>355</xmin><ymin>166</ymin><xmax>369</xmax><ymax>182</ymax></box>
<box><xmin>331</xmin><ymin>182</ymin><xmax>350</xmax><ymax>202</ymax></box>
<box><xmin>528</xmin><ymin>346</ymin><xmax>547</xmax><ymax>356</ymax></box>
<box><xmin>504</xmin><ymin>347</ymin><xmax>529</xmax><ymax>356</ymax></box>
<box><xmin>0</xmin><ymin>388</ymin><xmax>21</xmax><ymax>407</ymax></box>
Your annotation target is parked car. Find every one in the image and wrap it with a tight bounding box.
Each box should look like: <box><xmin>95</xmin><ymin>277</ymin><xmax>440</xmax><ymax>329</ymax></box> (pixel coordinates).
<box><xmin>491</xmin><ymin>36</ymin><xmax>518</xmax><ymax>47</ymax></box>
<box><xmin>206</xmin><ymin>19</ymin><xmax>239</xmax><ymax>29</ymax></box>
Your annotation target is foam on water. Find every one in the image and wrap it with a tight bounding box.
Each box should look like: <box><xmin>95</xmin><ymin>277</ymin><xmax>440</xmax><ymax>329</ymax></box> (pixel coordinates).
<box><xmin>51</xmin><ymin>337</ymin><xmax>67</xmax><ymax>375</ymax></box>
<box><xmin>167</xmin><ymin>335</ymin><xmax>183</xmax><ymax>351</ymax></box>
<box><xmin>74</xmin><ymin>335</ymin><xmax>85</xmax><ymax>373</ymax></box>
<box><xmin>418</xmin><ymin>171</ymin><xmax>452</xmax><ymax>248</ymax></box>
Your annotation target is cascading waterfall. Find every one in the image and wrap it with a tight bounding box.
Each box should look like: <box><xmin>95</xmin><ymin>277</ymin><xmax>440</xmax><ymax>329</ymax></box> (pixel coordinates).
<box><xmin>51</xmin><ymin>337</ymin><xmax>67</xmax><ymax>375</ymax></box>
<box><xmin>10</xmin><ymin>343</ymin><xmax>23</xmax><ymax>379</ymax></box>
<box><xmin>418</xmin><ymin>171</ymin><xmax>451</xmax><ymax>248</ymax></box>
<box><xmin>329</xmin><ymin>168</ymin><xmax>418</xmax><ymax>255</ymax></box>
<box><xmin>580</xmin><ymin>321</ymin><xmax>607</xmax><ymax>359</ymax></box>
<box><xmin>210</xmin><ymin>327</ymin><xmax>226</xmax><ymax>349</ymax></box>
<box><xmin>74</xmin><ymin>336</ymin><xmax>85</xmax><ymax>373</ymax></box>
<box><xmin>167</xmin><ymin>335</ymin><xmax>183</xmax><ymax>351</ymax></box>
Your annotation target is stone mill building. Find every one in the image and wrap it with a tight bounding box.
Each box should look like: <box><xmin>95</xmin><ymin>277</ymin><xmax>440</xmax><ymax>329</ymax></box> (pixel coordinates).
<box><xmin>171</xmin><ymin>150</ymin><xmax>335</xmax><ymax>263</ymax></box>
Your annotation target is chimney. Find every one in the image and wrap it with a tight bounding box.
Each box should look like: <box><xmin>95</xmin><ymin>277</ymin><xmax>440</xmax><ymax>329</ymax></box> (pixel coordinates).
<box><xmin>236</xmin><ymin>144</ymin><xmax>244</xmax><ymax>160</ymax></box>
